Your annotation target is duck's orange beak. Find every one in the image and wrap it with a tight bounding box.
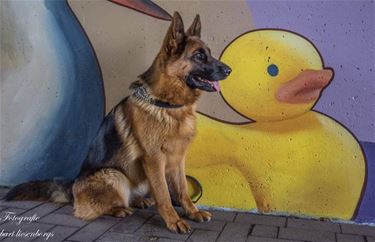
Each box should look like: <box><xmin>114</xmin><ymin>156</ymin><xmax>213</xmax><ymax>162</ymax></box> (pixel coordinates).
<box><xmin>276</xmin><ymin>68</ymin><xmax>334</xmax><ymax>104</ymax></box>
<box><xmin>108</xmin><ymin>0</ymin><xmax>171</xmax><ymax>21</ymax></box>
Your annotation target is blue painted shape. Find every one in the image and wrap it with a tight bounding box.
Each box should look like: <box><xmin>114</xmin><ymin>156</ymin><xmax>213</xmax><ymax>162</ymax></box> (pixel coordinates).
<box><xmin>356</xmin><ymin>141</ymin><xmax>375</xmax><ymax>223</ymax></box>
<box><xmin>267</xmin><ymin>64</ymin><xmax>279</xmax><ymax>77</ymax></box>
<box><xmin>0</xmin><ymin>0</ymin><xmax>104</xmax><ymax>185</ymax></box>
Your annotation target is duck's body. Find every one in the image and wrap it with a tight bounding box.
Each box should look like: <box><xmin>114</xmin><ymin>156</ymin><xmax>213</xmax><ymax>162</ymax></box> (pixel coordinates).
<box><xmin>187</xmin><ymin>111</ymin><xmax>365</xmax><ymax>219</ymax></box>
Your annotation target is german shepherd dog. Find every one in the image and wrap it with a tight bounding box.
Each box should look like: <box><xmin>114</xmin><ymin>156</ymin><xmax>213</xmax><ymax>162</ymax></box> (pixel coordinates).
<box><xmin>5</xmin><ymin>12</ymin><xmax>231</xmax><ymax>233</ymax></box>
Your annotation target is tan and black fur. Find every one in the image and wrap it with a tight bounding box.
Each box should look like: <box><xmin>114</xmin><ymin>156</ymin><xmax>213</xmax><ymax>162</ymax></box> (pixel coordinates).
<box><xmin>5</xmin><ymin>12</ymin><xmax>231</xmax><ymax>233</ymax></box>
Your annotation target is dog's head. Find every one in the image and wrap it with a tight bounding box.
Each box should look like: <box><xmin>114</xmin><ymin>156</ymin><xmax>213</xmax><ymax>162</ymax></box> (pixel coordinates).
<box><xmin>143</xmin><ymin>12</ymin><xmax>231</xmax><ymax>93</ymax></box>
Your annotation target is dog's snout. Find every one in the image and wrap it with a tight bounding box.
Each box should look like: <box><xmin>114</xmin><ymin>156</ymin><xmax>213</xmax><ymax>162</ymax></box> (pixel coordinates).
<box><xmin>223</xmin><ymin>66</ymin><xmax>232</xmax><ymax>76</ymax></box>
<box><xmin>220</xmin><ymin>64</ymin><xmax>232</xmax><ymax>76</ymax></box>
<box><xmin>214</xmin><ymin>60</ymin><xmax>231</xmax><ymax>77</ymax></box>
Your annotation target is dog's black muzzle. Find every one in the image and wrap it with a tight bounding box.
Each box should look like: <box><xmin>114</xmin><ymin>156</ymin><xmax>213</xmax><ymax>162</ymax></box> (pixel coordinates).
<box><xmin>186</xmin><ymin>60</ymin><xmax>231</xmax><ymax>92</ymax></box>
<box><xmin>210</xmin><ymin>61</ymin><xmax>232</xmax><ymax>80</ymax></box>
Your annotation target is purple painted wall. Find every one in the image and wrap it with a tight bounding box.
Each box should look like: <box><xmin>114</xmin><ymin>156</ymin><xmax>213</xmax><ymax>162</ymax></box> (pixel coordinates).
<box><xmin>247</xmin><ymin>0</ymin><xmax>375</xmax><ymax>223</ymax></box>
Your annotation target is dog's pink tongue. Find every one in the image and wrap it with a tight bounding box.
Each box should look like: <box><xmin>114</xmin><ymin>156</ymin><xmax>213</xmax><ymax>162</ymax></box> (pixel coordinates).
<box><xmin>213</xmin><ymin>81</ymin><xmax>220</xmax><ymax>92</ymax></box>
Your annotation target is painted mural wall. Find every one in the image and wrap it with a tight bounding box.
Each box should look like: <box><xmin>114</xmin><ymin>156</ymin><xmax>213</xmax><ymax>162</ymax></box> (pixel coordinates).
<box><xmin>0</xmin><ymin>0</ymin><xmax>373</xmax><ymax>224</ymax></box>
<box><xmin>0</xmin><ymin>0</ymin><xmax>104</xmax><ymax>185</ymax></box>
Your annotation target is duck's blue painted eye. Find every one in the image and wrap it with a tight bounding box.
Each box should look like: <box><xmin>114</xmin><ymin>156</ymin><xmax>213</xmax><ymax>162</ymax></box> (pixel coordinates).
<box><xmin>267</xmin><ymin>64</ymin><xmax>279</xmax><ymax>77</ymax></box>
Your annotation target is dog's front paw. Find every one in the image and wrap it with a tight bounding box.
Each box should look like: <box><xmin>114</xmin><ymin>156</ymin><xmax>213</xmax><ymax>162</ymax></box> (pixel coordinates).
<box><xmin>167</xmin><ymin>219</ymin><xmax>191</xmax><ymax>234</ymax></box>
<box><xmin>187</xmin><ymin>210</ymin><xmax>212</xmax><ymax>223</ymax></box>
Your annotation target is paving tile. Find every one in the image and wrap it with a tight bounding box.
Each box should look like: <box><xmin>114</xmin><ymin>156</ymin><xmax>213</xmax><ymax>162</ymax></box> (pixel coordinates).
<box><xmin>0</xmin><ymin>222</ymin><xmax>54</xmax><ymax>241</ymax></box>
<box><xmin>55</xmin><ymin>205</ymin><xmax>74</xmax><ymax>215</ymax></box>
<box><xmin>247</xmin><ymin>236</ymin><xmax>300</xmax><ymax>242</ymax></box>
<box><xmin>137</xmin><ymin>235</ymin><xmax>159</xmax><ymax>242</ymax></box>
<box><xmin>141</xmin><ymin>207</ymin><xmax>158</xmax><ymax>215</ymax></box>
<box><xmin>146</xmin><ymin>215</ymin><xmax>165</xmax><ymax>227</ymax></box>
<box><xmin>0</xmin><ymin>208</ymin><xmax>27</xmax><ymax>217</ymax></box>
<box><xmin>336</xmin><ymin>233</ymin><xmax>365</xmax><ymax>242</ymax></box>
<box><xmin>187</xmin><ymin>229</ymin><xmax>219</xmax><ymax>242</ymax></box>
<box><xmin>135</xmin><ymin>223</ymin><xmax>190</xmax><ymax>241</ymax></box>
<box><xmin>146</xmin><ymin>214</ymin><xmax>225</xmax><ymax>232</ymax></box>
<box><xmin>189</xmin><ymin>220</ymin><xmax>226</xmax><ymax>232</ymax></box>
<box><xmin>251</xmin><ymin>224</ymin><xmax>278</xmax><ymax>238</ymax></box>
<box><xmin>157</xmin><ymin>239</ymin><xmax>185</xmax><ymax>242</ymax></box>
<box><xmin>21</xmin><ymin>203</ymin><xmax>63</xmax><ymax>219</ymax></box>
<box><xmin>96</xmin><ymin>232</ymin><xmax>140</xmax><ymax>242</ymax></box>
<box><xmin>217</xmin><ymin>222</ymin><xmax>250</xmax><ymax>242</ymax></box>
<box><xmin>110</xmin><ymin>213</ymin><xmax>150</xmax><ymax>234</ymax></box>
<box><xmin>97</xmin><ymin>215</ymin><xmax>125</xmax><ymax>222</ymax></box>
<box><xmin>0</xmin><ymin>207</ymin><xmax>8</xmax><ymax>212</ymax></box>
<box><xmin>133</xmin><ymin>209</ymin><xmax>155</xmax><ymax>220</ymax></box>
<box><xmin>33</xmin><ymin>225</ymin><xmax>78</xmax><ymax>242</ymax></box>
<box><xmin>279</xmin><ymin>227</ymin><xmax>335</xmax><ymax>242</ymax></box>
<box><xmin>68</xmin><ymin>217</ymin><xmax>118</xmax><ymax>241</ymax></box>
<box><xmin>341</xmin><ymin>223</ymin><xmax>375</xmax><ymax>237</ymax></box>
<box><xmin>0</xmin><ymin>209</ymin><xmax>27</xmax><ymax>225</ymax></box>
<box><xmin>209</xmin><ymin>210</ymin><xmax>237</xmax><ymax>222</ymax></box>
<box><xmin>235</xmin><ymin>213</ymin><xmax>286</xmax><ymax>227</ymax></box>
<box><xmin>287</xmin><ymin>218</ymin><xmax>340</xmax><ymax>232</ymax></box>
<box><xmin>367</xmin><ymin>236</ymin><xmax>375</xmax><ymax>242</ymax></box>
<box><xmin>140</xmin><ymin>206</ymin><xmax>181</xmax><ymax>215</ymax></box>
<box><xmin>0</xmin><ymin>201</ymin><xmax>42</xmax><ymax>210</ymax></box>
<box><xmin>39</xmin><ymin>213</ymin><xmax>87</xmax><ymax>227</ymax></box>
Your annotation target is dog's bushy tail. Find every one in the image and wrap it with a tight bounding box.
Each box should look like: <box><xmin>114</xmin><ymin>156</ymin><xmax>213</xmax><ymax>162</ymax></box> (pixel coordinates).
<box><xmin>4</xmin><ymin>179</ymin><xmax>73</xmax><ymax>203</ymax></box>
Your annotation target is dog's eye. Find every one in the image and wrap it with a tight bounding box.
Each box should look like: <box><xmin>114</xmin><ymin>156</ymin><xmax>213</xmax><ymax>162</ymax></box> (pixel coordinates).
<box><xmin>194</xmin><ymin>52</ymin><xmax>206</xmax><ymax>61</ymax></box>
<box><xmin>267</xmin><ymin>64</ymin><xmax>279</xmax><ymax>77</ymax></box>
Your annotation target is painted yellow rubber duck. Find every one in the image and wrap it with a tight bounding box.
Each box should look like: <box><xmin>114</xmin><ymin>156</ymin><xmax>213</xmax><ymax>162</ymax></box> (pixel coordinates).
<box><xmin>186</xmin><ymin>29</ymin><xmax>366</xmax><ymax>220</ymax></box>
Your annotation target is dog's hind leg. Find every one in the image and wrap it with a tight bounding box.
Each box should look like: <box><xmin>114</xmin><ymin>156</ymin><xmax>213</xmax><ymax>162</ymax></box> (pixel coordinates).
<box><xmin>73</xmin><ymin>168</ymin><xmax>133</xmax><ymax>220</ymax></box>
<box><xmin>103</xmin><ymin>169</ymin><xmax>134</xmax><ymax>217</ymax></box>
<box><xmin>131</xmin><ymin>181</ymin><xmax>155</xmax><ymax>209</ymax></box>
<box><xmin>132</xmin><ymin>197</ymin><xmax>155</xmax><ymax>209</ymax></box>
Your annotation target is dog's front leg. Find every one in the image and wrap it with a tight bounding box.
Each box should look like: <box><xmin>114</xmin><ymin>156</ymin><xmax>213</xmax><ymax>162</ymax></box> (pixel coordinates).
<box><xmin>142</xmin><ymin>154</ymin><xmax>191</xmax><ymax>234</ymax></box>
<box><xmin>169</xmin><ymin>155</ymin><xmax>212</xmax><ymax>223</ymax></box>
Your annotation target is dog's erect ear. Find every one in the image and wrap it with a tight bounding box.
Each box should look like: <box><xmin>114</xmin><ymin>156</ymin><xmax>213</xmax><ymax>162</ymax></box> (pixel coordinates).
<box><xmin>162</xmin><ymin>11</ymin><xmax>185</xmax><ymax>55</ymax></box>
<box><xmin>186</xmin><ymin>14</ymin><xmax>201</xmax><ymax>37</ymax></box>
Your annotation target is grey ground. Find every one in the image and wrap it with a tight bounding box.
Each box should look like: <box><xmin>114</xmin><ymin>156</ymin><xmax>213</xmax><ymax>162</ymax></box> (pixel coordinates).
<box><xmin>0</xmin><ymin>187</ymin><xmax>374</xmax><ymax>242</ymax></box>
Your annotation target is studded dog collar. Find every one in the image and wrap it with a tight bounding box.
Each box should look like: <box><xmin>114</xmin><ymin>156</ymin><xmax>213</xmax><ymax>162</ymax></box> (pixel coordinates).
<box><xmin>131</xmin><ymin>84</ymin><xmax>184</xmax><ymax>109</ymax></box>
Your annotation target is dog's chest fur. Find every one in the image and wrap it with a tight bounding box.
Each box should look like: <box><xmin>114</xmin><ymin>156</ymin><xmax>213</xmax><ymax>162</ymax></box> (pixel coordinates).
<box><xmin>131</xmin><ymin>99</ymin><xmax>197</xmax><ymax>155</ymax></box>
<box><xmin>162</xmin><ymin>108</ymin><xmax>196</xmax><ymax>155</ymax></box>
<box><xmin>107</xmin><ymin>100</ymin><xmax>196</xmax><ymax>186</ymax></box>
